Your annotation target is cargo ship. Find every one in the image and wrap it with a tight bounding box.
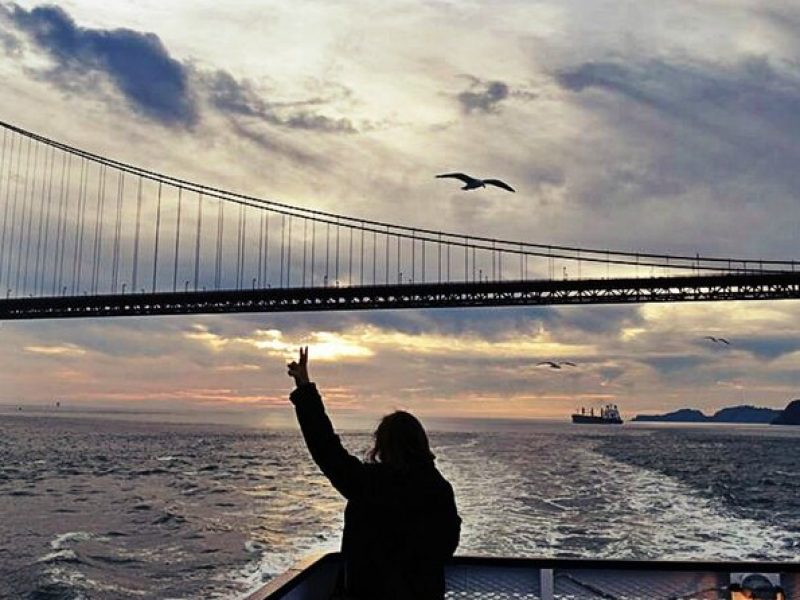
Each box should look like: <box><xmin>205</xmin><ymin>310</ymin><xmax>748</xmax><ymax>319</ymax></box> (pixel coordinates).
<box><xmin>571</xmin><ymin>404</ymin><xmax>623</xmax><ymax>424</ymax></box>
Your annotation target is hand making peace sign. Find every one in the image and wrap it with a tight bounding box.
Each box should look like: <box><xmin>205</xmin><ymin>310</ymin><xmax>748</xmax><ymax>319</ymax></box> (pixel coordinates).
<box><xmin>287</xmin><ymin>346</ymin><xmax>310</xmax><ymax>387</ymax></box>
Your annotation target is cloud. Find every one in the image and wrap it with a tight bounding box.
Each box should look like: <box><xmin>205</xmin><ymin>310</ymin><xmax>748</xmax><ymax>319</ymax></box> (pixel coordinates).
<box><xmin>24</xmin><ymin>343</ymin><xmax>86</xmax><ymax>356</ymax></box>
<box><xmin>457</xmin><ymin>78</ymin><xmax>510</xmax><ymax>114</ymax></box>
<box><xmin>640</xmin><ymin>354</ymin><xmax>711</xmax><ymax>374</ymax></box>
<box><xmin>203</xmin><ymin>69</ymin><xmax>357</xmax><ymax>133</ymax></box>
<box><xmin>733</xmin><ymin>336</ymin><xmax>800</xmax><ymax>360</ymax></box>
<box><xmin>555</xmin><ymin>57</ymin><xmax>800</xmax><ymax>151</ymax></box>
<box><xmin>0</xmin><ymin>25</ymin><xmax>19</xmax><ymax>54</ymax></box>
<box><xmin>455</xmin><ymin>75</ymin><xmax>537</xmax><ymax>115</ymax></box>
<box><xmin>6</xmin><ymin>3</ymin><xmax>197</xmax><ymax>127</ymax></box>
<box><xmin>184</xmin><ymin>325</ymin><xmax>374</xmax><ymax>361</ymax></box>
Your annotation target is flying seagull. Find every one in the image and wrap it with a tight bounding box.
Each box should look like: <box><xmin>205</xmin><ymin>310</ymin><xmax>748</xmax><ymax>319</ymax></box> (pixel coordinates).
<box><xmin>436</xmin><ymin>173</ymin><xmax>515</xmax><ymax>192</ymax></box>
<box><xmin>703</xmin><ymin>336</ymin><xmax>730</xmax><ymax>345</ymax></box>
<box><xmin>537</xmin><ymin>361</ymin><xmax>577</xmax><ymax>369</ymax></box>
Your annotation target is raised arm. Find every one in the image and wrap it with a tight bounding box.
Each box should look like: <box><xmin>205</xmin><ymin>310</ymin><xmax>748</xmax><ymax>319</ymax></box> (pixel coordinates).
<box><xmin>287</xmin><ymin>347</ymin><xmax>365</xmax><ymax>499</ymax></box>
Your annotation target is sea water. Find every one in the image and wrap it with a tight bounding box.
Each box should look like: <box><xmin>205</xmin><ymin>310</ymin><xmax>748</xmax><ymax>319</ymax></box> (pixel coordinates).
<box><xmin>1</xmin><ymin>415</ymin><xmax>798</xmax><ymax>599</ymax></box>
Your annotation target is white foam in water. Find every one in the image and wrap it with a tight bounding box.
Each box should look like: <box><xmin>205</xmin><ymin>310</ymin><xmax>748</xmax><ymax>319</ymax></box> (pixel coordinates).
<box><xmin>600</xmin><ymin>448</ymin><xmax>799</xmax><ymax>560</ymax></box>
<box><xmin>50</xmin><ymin>531</ymin><xmax>96</xmax><ymax>550</ymax></box>
<box><xmin>37</xmin><ymin>548</ymin><xmax>78</xmax><ymax>563</ymax></box>
<box><xmin>229</xmin><ymin>538</ymin><xmax>340</xmax><ymax>600</ymax></box>
<box><xmin>435</xmin><ymin>430</ymin><xmax>800</xmax><ymax>561</ymax></box>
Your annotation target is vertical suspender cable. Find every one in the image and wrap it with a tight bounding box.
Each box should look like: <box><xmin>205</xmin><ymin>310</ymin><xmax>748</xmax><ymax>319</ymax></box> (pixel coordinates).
<box><xmin>52</xmin><ymin>152</ymin><xmax>68</xmax><ymax>295</ymax></box>
<box><xmin>287</xmin><ymin>215</ymin><xmax>292</xmax><ymax>287</ymax></box>
<box><xmin>0</xmin><ymin>130</ymin><xmax>12</xmax><ymax>292</ymax></box>
<box><xmin>241</xmin><ymin>204</ymin><xmax>248</xmax><ymax>288</ymax></box>
<box><xmin>383</xmin><ymin>228</ymin><xmax>389</xmax><ymax>284</ymax></box>
<box><xmin>324</xmin><ymin>221</ymin><xmax>329</xmax><ymax>286</ymax></box>
<box><xmin>214</xmin><ymin>200</ymin><xmax>223</xmax><ymax>289</ymax></box>
<box><xmin>90</xmin><ymin>164</ymin><xmax>107</xmax><ymax>294</ymax></box>
<box><xmin>310</xmin><ymin>219</ymin><xmax>316</xmax><ymax>286</ymax></box>
<box><xmin>55</xmin><ymin>155</ymin><xmax>71</xmax><ymax>295</ymax></box>
<box><xmin>280</xmin><ymin>213</ymin><xmax>286</xmax><ymax>287</ymax></box>
<box><xmin>335</xmin><ymin>218</ymin><xmax>340</xmax><ymax>285</ymax></box>
<box><xmin>257</xmin><ymin>209</ymin><xmax>264</xmax><ymax>288</ymax></box>
<box><xmin>27</xmin><ymin>142</ymin><xmax>45</xmax><ymax>294</ymax></box>
<box><xmin>472</xmin><ymin>246</ymin><xmax>476</xmax><ymax>282</ymax></box>
<box><xmin>111</xmin><ymin>172</ymin><xmax>124</xmax><ymax>293</ymax></box>
<box><xmin>74</xmin><ymin>160</ymin><xmax>92</xmax><ymax>294</ymax></box>
<box><xmin>131</xmin><ymin>176</ymin><xmax>143</xmax><ymax>292</ymax></box>
<box><xmin>437</xmin><ymin>231</ymin><xmax>442</xmax><ymax>283</ymax></box>
<box><xmin>70</xmin><ymin>158</ymin><xmax>87</xmax><ymax>294</ymax></box>
<box><xmin>491</xmin><ymin>241</ymin><xmax>496</xmax><ymax>281</ymax></box>
<box><xmin>447</xmin><ymin>239</ymin><xmax>450</xmax><ymax>282</ymax></box>
<box><xmin>499</xmin><ymin>250</ymin><xmax>503</xmax><ymax>281</ymax></box>
<box><xmin>15</xmin><ymin>138</ymin><xmax>36</xmax><ymax>294</ymax></box>
<box><xmin>411</xmin><ymin>232</ymin><xmax>415</xmax><ymax>283</ymax></box>
<box><xmin>422</xmin><ymin>238</ymin><xmax>425</xmax><ymax>283</ymax></box>
<box><xmin>348</xmin><ymin>226</ymin><xmax>353</xmax><ymax>285</ymax></box>
<box><xmin>152</xmin><ymin>181</ymin><xmax>163</xmax><ymax>293</ymax></box>
<box><xmin>36</xmin><ymin>145</ymin><xmax>56</xmax><ymax>294</ymax></box>
<box><xmin>464</xmin><ymin>237</ymin><xmax>468</xmax><ymax>283</ymax></box>
<box><xmin>264</xmin><ymin>211</ymin><xmax>269</xmax><ymax>287</ymax></box>
<box><xmin>173</xmin><ymin>187</ymin><xmax>183</xmax><ymax>292</ymax></box>
<box><xmin>194</xmin><ymin>192</ymin><xmax>202</xmax><ymax>291</ymax></box>
<box><xmin>302</xmin><ymin>218</ymin><xmax>308</xmax><ymax>287</ymax></box>
<box><xmin>360</xmin><ymin>224</ymin><xmax>364</xmax><ymax>286</ymax></box>
<box><xmin>5</xmin><ymin>135</ymin><xmax>26</xmax><ymax>291</ymax></box>
<box><xmin>236</xmin><ymin>203</ymin><xmax>243</xmax><ymax>289</ymax></box>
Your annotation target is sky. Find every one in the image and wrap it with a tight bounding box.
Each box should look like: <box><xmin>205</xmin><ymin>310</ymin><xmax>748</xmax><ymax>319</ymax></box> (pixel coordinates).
<box><xmin>0</xmin><ymin>0</ymin><xmax>799</xmax><ymax>425</ymax></box>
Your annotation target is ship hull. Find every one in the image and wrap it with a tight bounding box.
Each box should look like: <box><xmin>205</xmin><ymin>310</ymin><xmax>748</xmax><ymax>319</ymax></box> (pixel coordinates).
<box><xmin>571</xmin><ymin>414</ymin><xmax>623</xmax><ymax>424</ymax></box>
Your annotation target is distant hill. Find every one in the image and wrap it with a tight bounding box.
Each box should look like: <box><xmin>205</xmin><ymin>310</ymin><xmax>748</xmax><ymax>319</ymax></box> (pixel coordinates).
<box><xmin>713</xmin><ymin>405</ymin><xmax>781</xmax><ymax>423</ymax></box>
<box><xmin>632</xmin><ymin>408</ymin><xmax>707</xmax><ymax>422</ymax></box>
<box><xmin>632</xmin><ymin>405</ymin><xmax>782</xmax><ymax>423</ymax></box>
<box><xmin>772</xmin><ymin>399</ymin><xmax>800</xmax><ymax>426</ymax></box>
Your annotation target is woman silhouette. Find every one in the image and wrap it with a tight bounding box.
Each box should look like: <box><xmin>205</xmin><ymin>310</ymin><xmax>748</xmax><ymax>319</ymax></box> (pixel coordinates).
<box><xmin>287</xmin><ymin>347</ymin><xmax>461</xmax><ymax>599</ymax></box>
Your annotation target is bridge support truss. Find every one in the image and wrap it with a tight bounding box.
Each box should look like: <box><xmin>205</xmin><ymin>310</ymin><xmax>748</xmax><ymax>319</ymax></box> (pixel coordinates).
<box><xmin>2</xmin><ymin>272</ymin><xmax>799</xmax><ymax>320</ymax></box>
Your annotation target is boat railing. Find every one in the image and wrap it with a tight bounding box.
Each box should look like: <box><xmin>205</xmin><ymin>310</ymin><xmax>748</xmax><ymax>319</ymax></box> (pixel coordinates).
<box><xmin>246</xmin><ymin>552</ymin><xmax>800</xmax><ymax>599</ymax></box>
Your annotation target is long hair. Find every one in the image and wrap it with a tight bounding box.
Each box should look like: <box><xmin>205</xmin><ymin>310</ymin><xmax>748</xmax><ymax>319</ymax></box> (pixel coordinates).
<box><xmin>367</xmin><ymin>410</ymin><xmax>435</xmax><ymax>471</ymax></box>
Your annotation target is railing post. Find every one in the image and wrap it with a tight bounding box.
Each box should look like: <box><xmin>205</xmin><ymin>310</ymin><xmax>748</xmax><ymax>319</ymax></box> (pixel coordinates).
<box><xmin>540</xmin><ymin>568</ymin><xmax>554</xmax><ymax>600</ymax></box>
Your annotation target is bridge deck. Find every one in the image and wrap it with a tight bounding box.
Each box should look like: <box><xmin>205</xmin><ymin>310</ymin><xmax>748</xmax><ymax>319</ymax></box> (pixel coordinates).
<box><xmin>2</xmin><ymin>272</ymin><xmax>799</xmax><ymax>320</ymax></box>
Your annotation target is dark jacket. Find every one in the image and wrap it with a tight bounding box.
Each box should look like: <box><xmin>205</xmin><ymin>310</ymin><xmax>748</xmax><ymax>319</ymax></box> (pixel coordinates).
<box><xmin>290</xmin><ymin>383</ymin><xmax>461</xmax><ymax>600</ymax></box>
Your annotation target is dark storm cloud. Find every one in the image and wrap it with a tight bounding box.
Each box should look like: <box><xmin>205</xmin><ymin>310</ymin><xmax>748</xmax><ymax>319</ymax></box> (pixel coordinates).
<box><xmin>6</xmin><ymin>3</ymin><xmax>197</xmax><ymax>127</ymax></box>
<box><xmin>556</xmin><ymin>57</ymin><xmax>800</xmax><ymax>144</ymax></box>
<box><xmin>549</xmin><ymin>305</ymin><xmax>642</xmax><ymax>335</ymax></box>
<box><xmin>226</xmin><ymin>119</ymin><xmax>329</xmax><ymax>167</ymax></box>
<box><xmin>732</xmin><ymin>336</ymin><xmax>800</xmax><ymax>360</ymax></box>
<box><xmin>552</xmin><ymin>55</ymin><xmax>800</xmax><ymax>237</ymax></box>
<box><xmin>204</xmin><ymin>69</ymin><xmax>357</xmax><ymax>133</ymax></box>
<box><xmin>0</xmin><ymin>24</ymin><xmax>19</xmax><ymax>54</ymax></box>
<box><xmin>457</xmin><ymin>79</ymin><xmax>510</xmax><ymax>114</ymax></box>
<box><xmin>245</xmin><ymin>304</ymin><xmax>639</xmax><ymax>342</ymax></box>
<box><xmin>2</xmin><ymin>4</ymin><xmax>358</xmax><ymax>136</ymax></box>
<box><xmin>641</xmin><ymin>355</ymin><xmax>711</xmax><ymax>374</ymax></box>
<box><xmin>455</xmin><ymin>75</ymin><xmax>537</xmax><ymax>115</ymax></box>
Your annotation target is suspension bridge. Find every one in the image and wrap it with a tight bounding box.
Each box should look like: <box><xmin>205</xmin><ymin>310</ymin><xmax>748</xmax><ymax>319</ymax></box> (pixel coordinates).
<box><xmin>0</xmin><ymin>120</ymin><xmax>798</xmax><ymax>320</ymax></box>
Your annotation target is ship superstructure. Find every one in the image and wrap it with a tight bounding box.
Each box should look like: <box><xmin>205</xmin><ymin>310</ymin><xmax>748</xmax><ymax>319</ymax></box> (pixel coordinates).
<box><xmin>571</xmin><ymin>404</ymin><xmax>623</xmax><ymax>424</ymax></box>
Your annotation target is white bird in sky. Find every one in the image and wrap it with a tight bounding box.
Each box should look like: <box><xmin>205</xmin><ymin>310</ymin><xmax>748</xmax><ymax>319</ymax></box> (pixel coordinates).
<box><xmin>703</xmin><ymin>336</ymin><xmax>731</xmax><ymax>345</ymax></box>
<box><xmin>436</xmin><ymin>172</ymin><xmax>516</xmax><ymax>192</ymax></box>
<box><xmin>537</xmin><ymin>361</ymin><xmax>577</xmax><ymax>369</ymax></box>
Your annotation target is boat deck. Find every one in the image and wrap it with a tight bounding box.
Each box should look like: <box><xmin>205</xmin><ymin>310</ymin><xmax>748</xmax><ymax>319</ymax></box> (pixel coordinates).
<box><xmin>248</xmin><ymin>554</ymin><xmax>800</xmax><ymax>599</ymax></box>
